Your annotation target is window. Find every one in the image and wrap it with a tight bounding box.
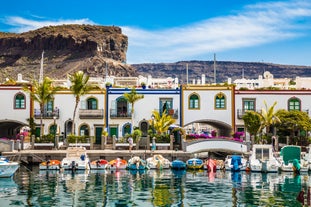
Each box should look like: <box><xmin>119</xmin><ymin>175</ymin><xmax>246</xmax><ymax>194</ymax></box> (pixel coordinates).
<box><xmin>80</xmin><ymin>124</ymin><xmax>89</xmax><ymax>136</ymax></box>
<box><xmin>49</xmin><ymin>124</ymin><xmax>57</xmax><ymax>135</ymax></box>
<box><xmin>14</xmin><ymin>93</ymin><xmax>25</xmax><ymax>109</ymax></box>
<box><xmin>215</xmin><ymin>93</ymin><xmax>226</xmax><ymax>109</ymax></box>
<box><xmin>288</xmin><ymin>98</ymin><xmax>301</xmax><ymax>111</ymax></box>
<box><xmin>160</xmin><ymin>98</ymin><xmax>173</xmax><ymax>115</ymax></box>
<box><xmin>87</xmin><ymin>98</ymin><xmax>97</xmax><ymax>109</ymax></box>
<box><xmin>45</xmin><ymin>100</ymin><xmax>54</xmax><ymax>112</ymax></box>
<box><xmin>117</xmin><ymin>97</ymin><xmax>128</xmax><ymax>116</ymax></box>
<box><xmin>243</xmin><ymin>99</ymin><xmax>255</xmax><ymax>111</ymax></box>
<box><xmin>189</xmin><ymin>94</ymin><xmax>199</xmax><ymax>109</ymax></box>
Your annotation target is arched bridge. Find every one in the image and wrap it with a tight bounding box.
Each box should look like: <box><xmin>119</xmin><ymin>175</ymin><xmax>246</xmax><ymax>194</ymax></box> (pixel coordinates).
<box><xmin>186</xmin><ymin>139</ymin><xmax>248</xmax><ymax>154</ymax></box>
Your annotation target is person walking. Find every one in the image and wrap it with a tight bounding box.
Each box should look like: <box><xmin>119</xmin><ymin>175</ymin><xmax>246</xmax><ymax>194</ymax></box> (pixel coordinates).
<box><xmin>128</xmin><ymin>136</ymin><xmax>133</xmax><ymax>152</ymax></box>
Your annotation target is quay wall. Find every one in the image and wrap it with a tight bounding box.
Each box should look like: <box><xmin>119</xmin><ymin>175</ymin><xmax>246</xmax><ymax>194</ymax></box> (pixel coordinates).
<box><xmin>2</xmin><ymin>150</ymin><xmax>192</xmax><ymax>164</ymax></box>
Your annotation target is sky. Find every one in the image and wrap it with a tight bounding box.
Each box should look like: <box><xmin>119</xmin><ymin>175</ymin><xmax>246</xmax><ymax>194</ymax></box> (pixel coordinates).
<box><xmin>1</xmin><ymin>0</ymin><xmax>311</xmax><ymax>66</ymax></box>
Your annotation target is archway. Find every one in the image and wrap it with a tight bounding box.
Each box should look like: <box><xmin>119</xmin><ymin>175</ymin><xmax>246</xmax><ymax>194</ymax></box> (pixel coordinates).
<box><xmin>0</xmin><ymin>119</ymin><xmax>28</xmax><ymax>139</ymax></box>
<box><xmin>184</xmin><ymin>119</ymin><xmax>232</xmax><ymax>137</ymax></box>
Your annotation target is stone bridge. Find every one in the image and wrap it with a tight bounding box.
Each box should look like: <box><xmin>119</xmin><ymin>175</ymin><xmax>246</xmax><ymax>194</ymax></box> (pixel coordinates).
<box><xmin>186</xmin><ymin>139</ymin><xmax>248</xmax><ymax>154</ymax></box>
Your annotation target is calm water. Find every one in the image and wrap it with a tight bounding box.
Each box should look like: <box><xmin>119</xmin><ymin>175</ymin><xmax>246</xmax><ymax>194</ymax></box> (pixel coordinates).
<box><xmin>0</xmin><ymin>166</ymin><xmax>309</xmax><ymax>207</ymax></box>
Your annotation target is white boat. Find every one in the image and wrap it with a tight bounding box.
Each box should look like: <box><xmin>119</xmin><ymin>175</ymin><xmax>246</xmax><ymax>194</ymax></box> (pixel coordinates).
<box><xmin>61</xmin><ymin>147</ymin><xmax>90</xmax><ymax>170</ymax></box>
<box><xmin>249</xmin><ymin>144</ymin><xmax>280</xmax><ymax>173</ymax></box>
<box><xmin>0</xmin><ymin>157</ymin><xmax>19</xmax><ymax>178</ymax></box>
<box><xmin>279</xmin><ymin>145</ymin><xmax>308</xmax><ymax>173</ymax></box>
<box><xmin>224</xmin><ymin>155</ymin><xmax>248</xmax><ymax>171</ymax></box>
<box><xmin>302</xmin><ymin>144</ymin><xmax>311</xmax><ymax>170</ymax></box>
<box><xmin>146</xmin><ymin>155</ymin><xmax>171</xmax><ymax>169</ymax></box>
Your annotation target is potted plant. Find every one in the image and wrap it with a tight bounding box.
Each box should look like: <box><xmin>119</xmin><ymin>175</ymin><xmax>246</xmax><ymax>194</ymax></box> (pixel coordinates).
<box><xmin>141</xmin><ymin>82</ymin><xmax>146</xmax><ymax>89</ymax></box>
<box><xmin>105</xmin><ymin>82</ymin><xmax>112</xmax><ymax>89</ymax></box>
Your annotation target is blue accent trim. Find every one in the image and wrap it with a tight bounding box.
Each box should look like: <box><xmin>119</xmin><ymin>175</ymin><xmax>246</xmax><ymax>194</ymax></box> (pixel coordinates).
<box><xmin>179</xmin><ymin>86</ymin><xmax>182</xmax><ymax>126</ymax></box>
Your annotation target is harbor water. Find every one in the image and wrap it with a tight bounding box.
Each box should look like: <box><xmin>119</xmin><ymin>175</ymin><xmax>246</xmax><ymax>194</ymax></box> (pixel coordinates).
<box><xmin>0</xmin><ymin>166</ymin><xmax>309</xmax><ymax>207</ymax></box>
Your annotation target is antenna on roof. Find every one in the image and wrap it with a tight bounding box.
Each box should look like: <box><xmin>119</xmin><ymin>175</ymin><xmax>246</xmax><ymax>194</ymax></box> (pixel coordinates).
<box><xmin>214</xmin><ymin>53</ymin><xmax>216</xmax><ymax>83</ymax></box>
<box><xmin>186</xmin><ymin>63</ymin><xmax>189</xmax><ymax>84</ymax></box>
<box><xmin>39</xmin><ymin>51</ymin><xmax>44</xmax><ymax>83</ymax></box>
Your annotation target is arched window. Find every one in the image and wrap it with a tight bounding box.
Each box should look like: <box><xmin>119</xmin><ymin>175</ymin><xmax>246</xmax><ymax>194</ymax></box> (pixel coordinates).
<box><xmin>49</xmin><ymin>123</ymin><xmax>57</xmax><ymax>135</ymax></box>
<box><xmin>123</xmin><ymin>123</ymin><xmax>131</xmax><ymax>137</ymax></box>
<box><xmin>189</xmin><ymin>93</ymin><xmax>199</xmax><ymax>109</ymax></box>
<box><xmin>87</xmin><ymin>98</ymin><xmax>97</xmax><ymax>110</ymax></box>
<box><xmin>117</xmin><ymin>97</ymin><xmax>128</xmax><ymax>117</ymax></box>
<box><xmin>215</xmin><ymin>93</ymin><xmax>226</xmax><ymax>109</ymax></box>
<box><xmin>80</xmin><ymin>124</ymin><xmax>90</xmax><ymax>136</ymax></box>
<box><xmin>14</xmin><ymin>93</ymin><xmax>25</xmax><ymax>109</ymax></box>
<box><xmin>288</xmin><ymin>97</ymin><xmax>301</xmax><ymax>111</ymax></box>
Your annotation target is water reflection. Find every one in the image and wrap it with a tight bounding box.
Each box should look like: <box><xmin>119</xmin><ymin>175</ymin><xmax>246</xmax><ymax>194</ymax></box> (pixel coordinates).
<box><xmin>2</xmin><ymin>167</ymin><xmax>311</xmax><ymax>206</ymax></box>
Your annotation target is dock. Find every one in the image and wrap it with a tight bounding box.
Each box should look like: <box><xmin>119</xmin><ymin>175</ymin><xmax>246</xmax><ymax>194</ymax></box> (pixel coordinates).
<box><xmin>2</xmin><ymin>149</ymin><xmax>192</xmax><ymax>165</ymax></box>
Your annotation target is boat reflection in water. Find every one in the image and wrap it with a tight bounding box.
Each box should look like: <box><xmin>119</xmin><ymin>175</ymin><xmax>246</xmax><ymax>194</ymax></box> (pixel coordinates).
<box><xmin>1</xmin><ymin>167</ymin><xmax>310</xmax><ymax>206</ymax></box>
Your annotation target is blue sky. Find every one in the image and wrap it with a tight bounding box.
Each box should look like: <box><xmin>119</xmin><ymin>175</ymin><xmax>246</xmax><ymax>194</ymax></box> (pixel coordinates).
<box><xmin>1</xmin><ymin>0</ymin><xmax>311</xmax><ymax>66</ymax></box>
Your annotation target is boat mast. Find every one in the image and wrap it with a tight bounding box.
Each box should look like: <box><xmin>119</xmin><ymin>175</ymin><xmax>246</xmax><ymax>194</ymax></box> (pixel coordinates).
<box><xmin>39</xmin><ymin>51</ymin><xmax>44</xmax><ymax>83</ymax></box>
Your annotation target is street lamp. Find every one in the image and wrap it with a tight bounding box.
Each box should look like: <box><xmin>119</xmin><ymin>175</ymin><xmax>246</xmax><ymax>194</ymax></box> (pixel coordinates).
<box><xmin>151</xmin><ymin>114</ymin><xmax>155</xmax><ymax>137</ymax></box>
<box><xmin>53</xmin><ymin>116</ymin><xmax>57</xmax><ymax>149</ymax></box>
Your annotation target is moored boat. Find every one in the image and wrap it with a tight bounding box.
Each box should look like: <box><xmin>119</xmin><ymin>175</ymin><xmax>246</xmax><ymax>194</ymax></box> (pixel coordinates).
<box><xmin>39</xmin><ymin>160</ymin><xmax>61</xmax><ymax>170</ymax></box>
<box><xmin>90</xmin><ymin>159</ymin><xmax>109</xmax><ymax>170</ymax></box>
<box><xmin>146</xmin><ymin>155</ymin><xmax>171</xmax><ymax>169</ymax></box>
<box><xmin>127</xmin><ymin>156</ymin><xmax>148</xmax><ymax>170</ymax></box>
<box><xmin>224</xmin><ymin>155</ymin><xmax>248</xmax><ymax>172</ymax></box>
<box><xmin>186</xmin><ymin>158</ymin><xmax>204</xmax><ymax>170</ymax></box>
<box><xmin>249</xmin><ymin>144</ymin><xmax>280</xmax><ymax>173</ymax></box>
<box><xmin>108</xmin><ymin>158</ymin><xmax>127</xmax><ymax>170</ymax></box>
<box><xmin>61</xmin><ymin>147</ymin><xmax>90</xmax><ymax>170</ymax></box>
<box><xmin>279</xmin><ymin>145</ymin><xmax>308</xmax><ymax>173</ymax></box>
<box><xmin>0</xmin><ymin>157</ymin><xmax>19</xmax><ymax>178</ymax></box>
<box><xmin>204</xmin><ymin>158</ymin><xmax>217</xmax><ymax>172</ymax></box>
<box><xmin>171</xmin><ymin>159</ymin><xmax>186</xmax><ymax>170</ymax></box>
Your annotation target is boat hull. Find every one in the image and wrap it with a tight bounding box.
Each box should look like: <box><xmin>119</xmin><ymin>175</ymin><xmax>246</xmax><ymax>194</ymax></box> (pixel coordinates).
<box><xmin>0</xmin><ymin>163</ymin><xmax>19</xmax><ymax>178</ymax></box>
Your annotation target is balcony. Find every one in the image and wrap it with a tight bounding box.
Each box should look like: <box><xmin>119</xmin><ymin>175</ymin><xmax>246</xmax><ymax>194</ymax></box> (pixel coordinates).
<box><xmin>237</xmin><ymin>109</ymin><xmax>261</xmax><ymax>119</ymax></box>
<box><xmin>110</xmin><ymin>109</ymin><xmax>131</xmax><ymax>119</ymax></box>
<box><xmin>79</xmin><ymin>109</ymin><xmax>104</xmax><ymax>119</ymax></box>
<box><xmin>34</xmin><ymin>109</ymin><xmax>60</xmax><ymax>119</ymax></box>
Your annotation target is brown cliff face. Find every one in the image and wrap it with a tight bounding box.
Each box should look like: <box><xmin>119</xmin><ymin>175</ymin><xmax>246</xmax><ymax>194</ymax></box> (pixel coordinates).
<box><xmin>0</xmin><ymin>24</ymin><xmax>137</xmax><ymax>81</ymax></box>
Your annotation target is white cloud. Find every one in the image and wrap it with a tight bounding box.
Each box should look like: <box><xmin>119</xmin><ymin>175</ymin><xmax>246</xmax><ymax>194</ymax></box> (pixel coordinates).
<box><xmin>4</xmin><ymin>16</ymin><xmax>95</xmax><ymax>33</ymax></box>
<box><xmin>123</xmin><ymin>0</ymin><xmax>311</xmax><ymax>63</ymax></box>
<box><xmin>2</xmin><ymin>0</ymin><xmax>311</xmax><ymax>64</ymax></box>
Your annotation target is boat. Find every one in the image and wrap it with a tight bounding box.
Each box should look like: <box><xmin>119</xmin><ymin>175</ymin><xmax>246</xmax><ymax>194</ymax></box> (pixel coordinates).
<box><xmin>224</xmin><ymin>155</ymin><xmax>248</xmax><ymax>172</ymax></box>
<box><xmin>127</xmin><ymin>156</ymin><xmax>148</xmax><ymax>170</ymax></box>
<box><xmin>171</xmin><ymin>159</ymin><xmax>186</xmax><ymax>170</ymax></box>
<box><xmin>0</xmin><ymin>157</ymin><xmax>19</xmax><ymax>178</ymax></box>
<box><xmin>108</xmin><ymin>158</ymin><xmax>127</xmax><ymax>170</ymax></box>
<box><xmin>204</xmin><ymin>158</ymin><xmax>217</xmax><ymax>172</ymax></box>
<box><xmin>302</xmin><ymin>144</ymin><xmax>311</xmax><ymax>170</ymax></box>
<box><xmin>249</xmin><ymin>144</ymin><xmax>280</xmax><ymax>173</ymax></box>
<box><xmin>186</xmin><ymin>158</ymin><xmax>204</xmax><ymax>170</ymax></box>
<box><xmin>146</xmin><ymin>155</ymin><xmax>171</xmax><ymax>169</ymax></box>
<box><xmin>39</xmin><ymin>160</ymin><xmax>61</xmax><ymax>170</ymax></box>
<box><xmin>90</xmin><ymin>159</ymin><xmax>109</xmax><ymax>170</ymax></box>
<box><xmin>60</xmin><ymin>147</ymin><xmax>90</xmax><ymax>170</ymax></box>
<box><xmin>279</xmin><ymin>145</ymin><xmax>308</xmax><ymax>173</ymax></box>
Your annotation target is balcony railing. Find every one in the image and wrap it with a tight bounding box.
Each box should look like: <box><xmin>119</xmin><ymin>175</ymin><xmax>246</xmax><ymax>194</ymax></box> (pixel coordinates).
<box><xmin>110</xmin><ymin>109</ymin><xmax>131</xmax><ymax>118</ymax></box>
<box><xmin>237</xmin><ymin>109</ymin><xmax>261</xmax><ymax>119</ymax></box>
<box><xmin>79</xmin><ymin>109</ymin><xmax>104</xmax><ymax>119</ymax></box>
<box><xmin>34</xmin><ymin>109</ymin><xmax>60</xmax><ymax>119</ymax></box>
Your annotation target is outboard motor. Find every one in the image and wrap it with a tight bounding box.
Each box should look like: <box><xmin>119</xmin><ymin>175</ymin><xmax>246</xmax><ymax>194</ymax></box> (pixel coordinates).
<box><xmin>71</xmin><ymin>161</ymin><xmax>76</xmax><ymax>171</ymax></box>
<box><xmin>293</xmin><ymin>159</ymin><xmax>301</xmax><ymax>175</ymax></box>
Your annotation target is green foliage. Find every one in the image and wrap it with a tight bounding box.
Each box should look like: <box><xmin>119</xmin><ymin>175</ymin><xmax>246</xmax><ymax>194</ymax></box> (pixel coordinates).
<box><xmin>242</xmin><ymin>111</ymin><xmax>262</xmax><ymax>137</ymax></box>
<box><xmin>35</xmin><ymin>134</ymin><xmax>54</xmax><ymax>143</ymax></box>
<box><xmin>132</xmin><ymin>128</ymin><xmax>142</xmax><ymax>142</ymax></box>
<box><xmin>67</xmin><ymin>135</ymin><xmax>91</xmax><ymax>143</ymax></box>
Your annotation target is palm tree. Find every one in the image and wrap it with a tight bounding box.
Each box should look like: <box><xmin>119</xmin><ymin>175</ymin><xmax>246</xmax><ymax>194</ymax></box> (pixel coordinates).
<box><xmin>258</xmin><ymin>101</ymin><xmax>281</xmax><ymax>137</ymax></box>
<box><xmin>69</xmin><ymin>71</ymin><xmax>92</xmax><ymax>135</ymax></box>
<box><xmin>123</xmin><ymin>88</ymin><xmax>144</xmax><ymax>131</ymax></box>
<box><xmin>151</xmin><ymin>110</ymin><xmax>175</xmax><ymax>136</ymax></box>
<box><xmin>23</xmin><ymin>77</ymin><xmax>56</xmax><ymax>138</ymax></box>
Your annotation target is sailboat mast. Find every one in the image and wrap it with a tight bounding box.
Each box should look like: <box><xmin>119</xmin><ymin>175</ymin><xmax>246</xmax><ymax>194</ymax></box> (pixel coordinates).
<box><xmin>213</xmin><ymin>53</ymin><xmax>216</xmax><ymax>83</ymax></box>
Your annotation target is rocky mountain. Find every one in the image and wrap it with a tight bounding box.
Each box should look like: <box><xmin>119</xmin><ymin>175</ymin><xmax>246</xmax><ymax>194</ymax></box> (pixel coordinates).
<box><xmin>0</xmin><ymin>24</ymin><xmax>137</xmax><ymax>82</ymax></box>
<box><xmin>1</xmin><ymin>24</ymin><xmax>311</xmax><ymax>83</ymax></box>
<box><xmin>132</xmin><ymin>61</ymin><xmax>311</xmax><ymax>84</ymax></box>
